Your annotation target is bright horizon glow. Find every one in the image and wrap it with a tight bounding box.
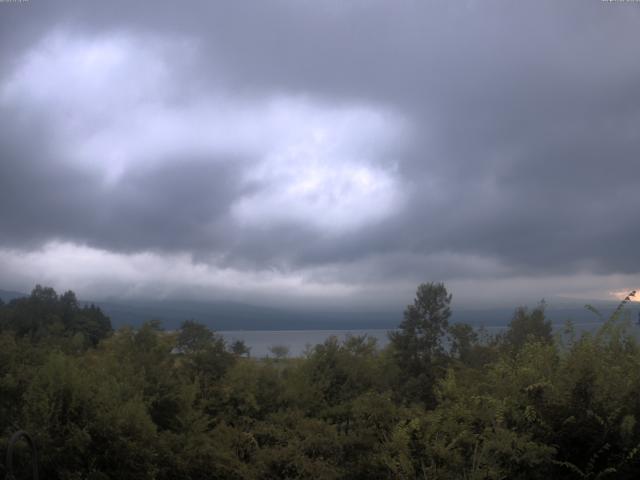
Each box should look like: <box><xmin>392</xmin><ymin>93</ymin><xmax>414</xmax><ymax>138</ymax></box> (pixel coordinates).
<box><xmin>610</xmin><ymin>290</ymin><xmax>639</xmax><ymax>302</ymax></box>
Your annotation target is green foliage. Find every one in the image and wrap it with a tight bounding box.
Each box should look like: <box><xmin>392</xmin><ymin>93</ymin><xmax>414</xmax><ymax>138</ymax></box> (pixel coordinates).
<box><xmin>0</xmin><ymin>285</ymin><xmax>112</xmax><ymax>348</ymax></box>
<box><xmin>268</xmin><ymin>344</ymin><xmax>290</xmax><ymax>360</ymax></box>
<box><xmin>502</xmin><ymin>302</ymin><xmax>553</xmax><ymax>353</ymax></box>
<box><xmin>230</xmin><ymin>339</ymin><xmax>251</xmax><ymax>357</ymax></box>
<box><xmin>389</xmin><ymin>282</ymin><xmax>452</xmax><ymax>407</ymax></box>
<box><xmin>2</xmin><ymin>283</ymin><xmax>640</xmax><ymax>479</ymax></box>
<box><xmin>176</xmin><ymin>319</ymin><xmax>215</xmax><ymax>353</ymax></box>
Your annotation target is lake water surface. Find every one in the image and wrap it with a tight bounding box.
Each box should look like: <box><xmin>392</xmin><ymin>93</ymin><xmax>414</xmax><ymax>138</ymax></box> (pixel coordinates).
<box><xmin>219</xmin><ymin>329</ymin><xmax>391</xmax><ymax>357</ymax></box>
<box><xmin>218</xmin><ymin>322</ymin><xmax>616</xmax><ymax>357</ymax></box>
<box><xmin>220</xmin><ymin>321</ymin><xmax>606</xmax><ymax>357</ymax></box>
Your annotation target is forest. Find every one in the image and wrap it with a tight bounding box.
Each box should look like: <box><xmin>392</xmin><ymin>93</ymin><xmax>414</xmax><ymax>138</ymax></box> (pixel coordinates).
<box><xmin>1</xmin><ymin>283</ymin><xmax>640</xmax><ymax>479</ymax></box>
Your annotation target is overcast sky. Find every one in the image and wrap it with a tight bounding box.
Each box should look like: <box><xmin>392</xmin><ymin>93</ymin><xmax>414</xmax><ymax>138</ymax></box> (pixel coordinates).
<box><xmin>1</xmin><ymin>0</ymin><xmax>639</xmax><ymax>310</ymax></box>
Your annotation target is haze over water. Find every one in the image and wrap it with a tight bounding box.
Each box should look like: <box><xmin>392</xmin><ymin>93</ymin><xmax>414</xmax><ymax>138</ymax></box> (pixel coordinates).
<box><xmin>220</xmin><ymin>321</ymin><xmax>615</xmax><ymax>358</ymax></box>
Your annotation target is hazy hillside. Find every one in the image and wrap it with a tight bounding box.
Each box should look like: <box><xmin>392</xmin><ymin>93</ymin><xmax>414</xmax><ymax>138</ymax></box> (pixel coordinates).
<box><xmin>81</xmin><ymin>299</ymin><xmax>640</xmax><ymax>331</ymax></box>
<box><xmin>0</xmin><ymin>289</ymin><xmax>26</xmax><ymax>302</ymax></box>
<box><xmin>2</xmin><ymin>287</ymin><xmax>637</xmax><ymax>331</ymax></box>
<box><xmin>87</xmin><ymin>299</ymin><xmax>402</xmax><ymax>330</ymax></box>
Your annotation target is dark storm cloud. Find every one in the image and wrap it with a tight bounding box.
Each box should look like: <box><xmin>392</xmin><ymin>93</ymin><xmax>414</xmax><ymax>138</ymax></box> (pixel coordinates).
<box><xmin>1</xmin><ymin>0</ymin><xmax>640</xmax><ymax>297</ymax></box>
<box><xmin>0</xmin><ymin>109</ymin><xmax>100</xmax><ymax>248</ymax></box>
<box><xmin>0</xmin><ymin>109</ymin><xmax>244</xmax><ymax>254</ymax></box>
<box><xmin>92</xmin><ymin>158</ymin><xmax>243</xmax><ymax>254</ymax></box>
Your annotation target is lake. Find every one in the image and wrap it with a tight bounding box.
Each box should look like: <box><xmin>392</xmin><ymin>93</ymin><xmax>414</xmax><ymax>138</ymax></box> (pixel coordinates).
<box><xmin>219</xmin><ymin>321</ymin><xmax>608</xmax><ymax>357</ymax></box>
<box><xmin>219</xmin><ymin>329</ymin><xmax>392</xmax><ymax>357</ymax></box>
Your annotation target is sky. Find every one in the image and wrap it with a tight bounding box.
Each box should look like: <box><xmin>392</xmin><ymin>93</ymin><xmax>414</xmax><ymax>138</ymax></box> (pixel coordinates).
<box><xmin>0</xmin><ymin>0</ymin><xmax>639</xmax><ymax>311</ymax></box>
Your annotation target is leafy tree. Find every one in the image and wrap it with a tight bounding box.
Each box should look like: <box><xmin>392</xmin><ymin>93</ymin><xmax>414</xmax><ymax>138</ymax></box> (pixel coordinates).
<box><xmin>73</xmin><ymin>304</ymin><xmax>112</xmax><ymax>347</ymax></box>
<box><xmin>176</xmin><ymin>319</ymin><xmax>214</xmax><ymax>353</ymax></box>
<box><xmin>175</xmin><ymin>320</ymin><xmax>234</xmax><ymax>403</ymax></box>
<box><xmin>389</xmin><ymin>282</ymin><xmax>452</xmax><ymax>407</ymax></box>
<box><xmin>448</xmin><ymin>322</ymin><xmax>478</xmax><ymax>364</ymax></box>
<box><xmin>503</xmin><ymin>302</ymin><xmax>552</xmax><ymax>352</ymax></box>
<box><xmin>0</xmin><ymin>285</ymin><xmax>111</xmax><ymax>347</ymax></box>
<box><xmin>217</xmin><ymin>359</ymin><xmax>288</xmax><ymax>422</ymax></box>
<box><xmin>300</xmin><ymin>336</ymin><xmax>383</xmax><ymax>412</ymax></box>
<box><xmin>230</xmin><ymin>339</ymin><xmax>251</xmax><ymax>357</ymax></box>
<box><xmin>269</xmin><ymin>344</ymin><xmax>290</xmax><ymax>360</ymax></box>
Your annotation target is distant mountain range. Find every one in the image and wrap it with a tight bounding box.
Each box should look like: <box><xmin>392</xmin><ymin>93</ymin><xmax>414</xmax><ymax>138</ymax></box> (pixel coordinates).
<box><xmin>1</xmin><ymin>288</ymin><xmax>637</xmax><ymax>331</ymax></box>
<box><xmin>79</xmin><ymin>298</ymin><xmax>403</xmax><ymax>331</ymax></box>
<box><xmin>0</xmin><ymin>289</ymin><xmax>28</xmax><ymax>302</ymax></box>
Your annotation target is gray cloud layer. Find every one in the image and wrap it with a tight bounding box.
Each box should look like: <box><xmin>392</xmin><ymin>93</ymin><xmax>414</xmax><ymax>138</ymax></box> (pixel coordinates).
<box><xmin>1</xmin><ymin>0</ymin><xmax>640</xmax><ymax>305</ymax></box>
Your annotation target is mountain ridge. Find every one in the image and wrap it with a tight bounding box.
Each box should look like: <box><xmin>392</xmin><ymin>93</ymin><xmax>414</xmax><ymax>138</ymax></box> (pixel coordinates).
<box><xmin>1</xmin><ymin>288</ymin><xmax>637</xmax><ymax>331</ymax></box>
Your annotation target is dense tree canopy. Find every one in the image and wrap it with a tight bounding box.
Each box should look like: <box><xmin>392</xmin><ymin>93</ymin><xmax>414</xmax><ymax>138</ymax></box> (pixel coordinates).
<box><xmin>1</xmin><ymin>284</ymin><xmax>640</xmax><ymax>479</ymax></box>
<box><xmin>0</xmin><ymin>285</ymin><xmax>112</xmax><ymax>348</ymax></box>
